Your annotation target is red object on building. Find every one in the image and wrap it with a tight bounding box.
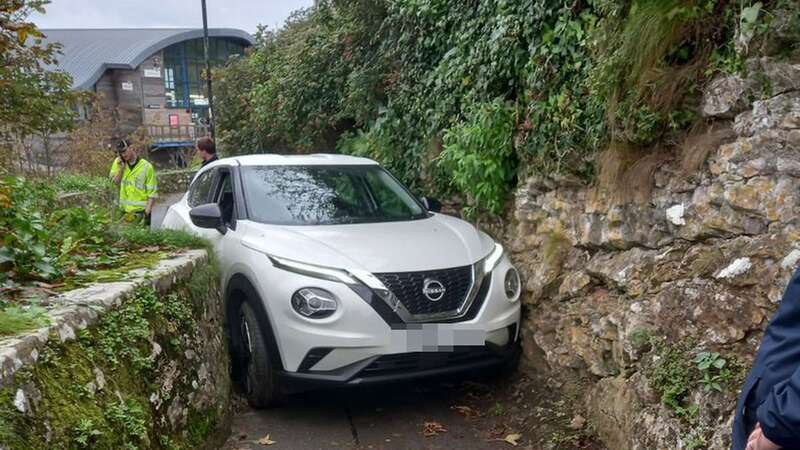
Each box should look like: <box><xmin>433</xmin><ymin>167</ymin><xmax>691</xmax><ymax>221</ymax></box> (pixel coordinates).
<box><xmin>169</xmin><ymin>114</ymin><xmax>179</xmax><ymax>128</ymax></box>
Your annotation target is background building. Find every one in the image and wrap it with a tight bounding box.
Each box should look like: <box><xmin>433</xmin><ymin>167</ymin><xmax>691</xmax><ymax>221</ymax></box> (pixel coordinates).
<box><xmin>42</xmin><ymin>28</ymin><xmax>253</xmax><ymax>166</ymax></box>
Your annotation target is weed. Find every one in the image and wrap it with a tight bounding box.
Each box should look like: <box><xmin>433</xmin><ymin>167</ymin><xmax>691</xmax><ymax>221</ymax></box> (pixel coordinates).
<box><xmin>629</xmin><ymin>328</ymin><xmax>653</xmax><ymax>351</ymax></box>
<box><xmin>490</xmin><ymin>401</ymin><xmax>506</xmax><ymax>416</ymax></box>
<box><xmin>187</xmin><ymin>407</ymin><xmax>219</xmax><ymax>446</ymax></box>
<box><xmin>95</xmin><ymin>288</ymin><xmax>160</xmax><ymax>372</ymax></box>
<box><xmin>0</xmin><ymin>305</ymin><xmax>49</xmax><ymax>336</ymax></box>
<box><xmin>683</xmin><ymin>429</ymin><xmax>707</xmax><ymax>450</ymax></box>
<box><xmin>106</xmin><ymin>398</ymin><xmax>149</xmax><ymax>447</ymax></box>
<box><xmin>116</xmin><ymin>227</ymin><xmax>206</xmax><ymax>250</ymax></box>
<box><xmin>72</xmin><ymin>418</ymin><xmax>102</xmax><ymax>448</ymax></box>
<box><xmin>649</xmin><ymin>342</ymin><xmax>694</xmax><ymax>412</ymax></box>
<box><xmin>694</xmin><ymin>351</ymin><xmax>732</xmax><ymax>393</ymax></box>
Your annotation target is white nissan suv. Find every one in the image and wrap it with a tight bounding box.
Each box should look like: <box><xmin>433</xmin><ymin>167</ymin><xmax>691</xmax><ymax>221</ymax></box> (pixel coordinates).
<box><xmin>163</xmin><ymin>154</ymin><xmax>521</xmax><ymax>407</ymax></box>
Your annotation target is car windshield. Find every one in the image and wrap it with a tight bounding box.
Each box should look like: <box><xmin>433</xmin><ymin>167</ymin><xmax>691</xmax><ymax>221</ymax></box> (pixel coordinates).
<box><xmin>242</xmin><ymin>165</ymin><xmax>427</xmax><ymax>225</ymax></box>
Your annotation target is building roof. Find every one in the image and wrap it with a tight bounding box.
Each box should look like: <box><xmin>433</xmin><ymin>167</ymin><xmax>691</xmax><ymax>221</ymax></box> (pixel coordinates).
<box><xmin>40</xmin><ymin>28</ymin><xmax>254</xmax><ymax>90</ymax></box>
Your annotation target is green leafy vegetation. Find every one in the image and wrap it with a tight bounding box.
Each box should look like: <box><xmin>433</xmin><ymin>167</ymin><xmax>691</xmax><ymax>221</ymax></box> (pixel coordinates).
<box><xmin>649</xmin><ymin>342</ymin><xmax>695</xmax><ymax>413</ymax></box>
<box><xmin>53</xmin><ymin>174</ymin><xmax>109</xmax><ymax>193</ymax></box>
<box><xmin>0</xmin><ymin>305</ymin><xmax>49</xmax><ymax>336</ymax></box>
<box><xmin>0</xmin><ymin>269</ymin><xmax>224</xmax><ymax>449</ymax></box>
<box><xmin>0</xmin><ymin>0</ymin><xmax>81</xmax><ymax>173</ymax></box>
<box><xmin>694</xmin><ymin>351</ymin><xmax>732</xmax><ymax>392</ymax></box>
<box><xmin>0</xmin><ymin>174</ymin><xmax>208</xmax><ymax>342</ymax></box>
<box><xmin>0</xmin><ymin>176</ymin><xmax>205</xmax><ymax>292</ymax></box>
<box><xmin>649</xmin><ymin>343</ymin><xmax>742</xmax><ymax>413</ymax></box>
<box><xmin>215</xmin><ymin>0</ymin><xmax>790</xmax><ymax>216</ymax></box>
<box><xmin>73</xmin><ymin>418</ymin><xmax>103</xmax><ymax>448</ymax></box>
<box><xmin>646</xmin><ymin>338</ymin><xmax>748</xmax><ymax>446</ymax></box>
<box><xmin>438</xmin><ymin>99</ymin><xmax>518</xmax><ymax>216</ymax></box>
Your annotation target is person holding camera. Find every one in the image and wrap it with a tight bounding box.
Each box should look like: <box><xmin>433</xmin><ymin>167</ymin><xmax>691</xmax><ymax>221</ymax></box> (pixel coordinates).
<box><xmin>109</xmin><ymin>138</ymin><xmax>158</xmax><ymax>226</ymax></box>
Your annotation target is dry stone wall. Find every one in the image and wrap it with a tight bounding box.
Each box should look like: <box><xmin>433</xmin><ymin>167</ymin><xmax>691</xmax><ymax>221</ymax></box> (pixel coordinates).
<box><xmin>0</xmin><ymin>250</ymin><xmax>230</xmax><ymax>449</ymax></box>
<box><xmin>510</xmin><ymin>57</ymin><xmax>800</xmax><ymax>449</ymax></box>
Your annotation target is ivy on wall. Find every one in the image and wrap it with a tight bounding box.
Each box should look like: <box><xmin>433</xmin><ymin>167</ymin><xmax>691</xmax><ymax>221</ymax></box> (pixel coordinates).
<box><xmin>215</xmin><ymin>0</ymin><xmax>785</xmax><ymax>216</ymax></box>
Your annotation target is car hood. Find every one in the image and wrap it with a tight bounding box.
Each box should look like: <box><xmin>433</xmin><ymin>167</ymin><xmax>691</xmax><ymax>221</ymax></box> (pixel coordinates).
<box><xmin>239</xmin><ymin>214</ymin><xmax>494</xmax><ymax>273</ymax></box>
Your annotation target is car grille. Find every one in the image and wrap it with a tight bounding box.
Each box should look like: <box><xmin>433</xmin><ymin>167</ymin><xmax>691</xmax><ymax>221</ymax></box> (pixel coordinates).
<box><xmin>373</xmin><ymin>266</ymin><xmax>473</xmax><ymax>316</ymax></box>
<box><xmin>359</xmin><ymin>347</ymin><xmax>499</xmax><ymax>378</ymax></box>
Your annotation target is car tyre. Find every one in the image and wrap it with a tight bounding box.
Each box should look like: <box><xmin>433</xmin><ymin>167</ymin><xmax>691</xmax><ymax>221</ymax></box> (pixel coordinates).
<box><xmin>232</xmin><ymin>301</ymin><xmax>285</xmax><ymax>408</ymax></box>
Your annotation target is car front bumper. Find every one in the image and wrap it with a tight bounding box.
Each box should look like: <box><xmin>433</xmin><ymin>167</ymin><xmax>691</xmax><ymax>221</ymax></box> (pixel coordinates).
<box><xmin>252</xmin><ymin>252</ymin><xmax>522</xmax><ymax>384</ymax></box>
<box><xmin>277</xmin><ymin>327</ymin><xmax>520</xmax><ymax>393</ymax></box>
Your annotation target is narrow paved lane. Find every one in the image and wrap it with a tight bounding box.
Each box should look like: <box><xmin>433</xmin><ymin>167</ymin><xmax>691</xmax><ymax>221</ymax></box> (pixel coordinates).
<box><xmin>150</xmin><ymin>193</ymin><xmax>601</xmax><ymax>450</ymax></box>
<box><xmin>223</xmin><ymin>380</ymin><xmax>514</xmax><ymax>450</ymax></box>
<box><xmin>151</xmin><ymin>192</ymin><xmax>184</xmax><ymax>229</ymax></box>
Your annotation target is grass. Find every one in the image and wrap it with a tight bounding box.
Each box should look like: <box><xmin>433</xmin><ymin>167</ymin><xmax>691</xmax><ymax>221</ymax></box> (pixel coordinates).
<box><xmin>116</xmin><ymin>227</ymin><xmax>207</xmax><ymax>250</ymax></box>
<box><xmin>598</xmin><ymin>0</ymin><xmax>721</xmax><ymax>147</ymax></box>
<box><xmin>0</xmin><ymin>305</ymin><xmax>49</xmax><ymax>336</ymax></box>
<box><xmin>59</xmin><ymin>252</ymin><xmax>168</xmax><ymax>292</ymax></box>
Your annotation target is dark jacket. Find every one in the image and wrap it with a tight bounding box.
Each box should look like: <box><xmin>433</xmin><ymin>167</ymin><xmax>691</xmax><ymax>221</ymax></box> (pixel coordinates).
<box><xmin>201</xmin><ymin>155</ymin><xmax>218</xmax><ymax>167</ymax></box>
<box><xmin>732</xmin><ymin>268</ymin><xmax>800</xmax><ymax>449</ymax></box>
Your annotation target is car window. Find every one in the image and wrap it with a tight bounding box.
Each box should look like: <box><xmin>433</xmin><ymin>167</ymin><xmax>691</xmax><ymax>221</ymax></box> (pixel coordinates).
<box><xmin>214</xmin><ymin>171</ymin><xmax>236</xmax><ymax>226</ymax></box>
<box><xmin>188</xmin><ymin>170</ymin><xmax>215</xmax><ymax>207</ymax></box>
<box><xmin>363</xmin><ymin>170</ymin><xmax>414</xmax><ymax>218</ymax></box>
<box><xmin>241</xmin><ymin>165</ymin><xmax>426</xmax><ymax>225</ymax></box>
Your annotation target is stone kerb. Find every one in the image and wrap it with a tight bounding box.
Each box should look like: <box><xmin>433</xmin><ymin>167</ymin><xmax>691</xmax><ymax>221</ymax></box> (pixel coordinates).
<box><xmin>0</xmin><ymin>249</ymin><xmax>207</xmax><ymax>387</ymax></box>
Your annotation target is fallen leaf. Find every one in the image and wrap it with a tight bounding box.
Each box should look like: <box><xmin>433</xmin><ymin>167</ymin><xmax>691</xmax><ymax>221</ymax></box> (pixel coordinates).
<box><xmin>257</xmin><ymin>435</ymin><xmax>276</xmax><ymax>445</ymax></box>
<box><xmin>503</xmin><ymin>433</ymin><xmax>522</xmax><ymax>446</ymax></box>
<box><xmin>422</xmin><ymin>421</ymin><xmax>448</xmax><ymax>437</ymax></box>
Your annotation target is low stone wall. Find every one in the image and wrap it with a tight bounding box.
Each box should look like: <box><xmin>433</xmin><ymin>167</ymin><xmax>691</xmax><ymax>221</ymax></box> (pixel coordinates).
<box><xmin>510</xmin><ymin>56</ymin><xmax>800</xmax><ymax>448</ymax></box>
<box><xmin>159</xmin><ymin>169</ymin><xmax>196</xmax><ymax>194</ymax></box>
<box><xmin>0</xmin><ymin>250</ymin><xmax>230</xmax><ymax>450</ymax></box>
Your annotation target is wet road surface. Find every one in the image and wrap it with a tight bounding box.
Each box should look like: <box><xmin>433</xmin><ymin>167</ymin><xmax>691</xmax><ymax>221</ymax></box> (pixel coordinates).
<box><xmin>222</xmin><ymin>379</ymin><xmax>516</xmax><ymax>450</ymax></box>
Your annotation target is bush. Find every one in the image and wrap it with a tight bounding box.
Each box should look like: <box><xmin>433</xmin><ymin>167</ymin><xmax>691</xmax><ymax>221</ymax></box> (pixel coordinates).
<box><xmin>438</xmin><ymin>99</ymin><xmax>518</xmax><ymax>217</ymax></box>
<box><xmin>0</xmin><ymin>176</ymin><xmax>206</xmax><ymax>290</ymax></box>
<box><xmin>215</xmin><ymin>0</ymin><xmax>784</xmax><ymax>216</ymax></box>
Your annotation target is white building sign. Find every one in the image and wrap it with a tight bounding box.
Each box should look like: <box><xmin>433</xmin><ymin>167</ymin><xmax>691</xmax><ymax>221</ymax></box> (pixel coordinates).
<box><xmin>144</xmin><ymin>68</ymin><xmax>161</xmax><ymax>78</ymax></box>
<box><xmin>121</xmin><ymin>81</ymin><xmax>133</xmax><ymax>91</ymax></box>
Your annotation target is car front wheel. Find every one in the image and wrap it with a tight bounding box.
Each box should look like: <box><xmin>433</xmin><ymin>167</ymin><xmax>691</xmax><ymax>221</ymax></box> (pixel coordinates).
<box><xmin>232</xmin><ymin>301</ymin><xmax>284</xmax><ymax>408</ymax></box>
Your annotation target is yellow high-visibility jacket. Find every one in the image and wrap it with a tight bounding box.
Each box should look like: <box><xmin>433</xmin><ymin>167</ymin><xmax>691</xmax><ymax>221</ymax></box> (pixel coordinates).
<box><xmin>109</xmin><ymin>158</ymin><xmax>158</xmax><ymax>213</ymax></box>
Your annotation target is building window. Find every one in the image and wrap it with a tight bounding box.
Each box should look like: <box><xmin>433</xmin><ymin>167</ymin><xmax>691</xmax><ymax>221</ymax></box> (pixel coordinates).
<box><xmin>162</xmin><ymin>37</ymin><xmax>246</xmax><ymax>118</ymax></box>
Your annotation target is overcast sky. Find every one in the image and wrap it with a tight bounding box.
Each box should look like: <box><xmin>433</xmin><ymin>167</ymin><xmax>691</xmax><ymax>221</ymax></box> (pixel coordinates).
<box><xmin>32</xmin><ymin>0</ymin><xmax>314</xmax><ymax>34</ymax></box>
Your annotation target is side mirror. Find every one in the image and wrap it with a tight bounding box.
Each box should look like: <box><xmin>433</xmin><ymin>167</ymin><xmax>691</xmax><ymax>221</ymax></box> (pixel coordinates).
<box><xmin>421</xmin><ymin>196</ymin><xmax>442</xmax><ymax>213</ymax></box>
<box><xmin>190</xmin><ymin>203</ymin><xmax>226</xmax><ymax>234</ymax></box>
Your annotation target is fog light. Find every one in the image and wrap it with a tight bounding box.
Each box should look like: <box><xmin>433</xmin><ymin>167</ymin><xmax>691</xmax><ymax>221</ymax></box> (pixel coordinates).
<box><xmin>504</xmin><ymin>268</ymin><xmax>520</xmax><ymax>300</ymax></box>
<box><xmin>291</xmin><ymin>288</ymin><xmax>338</xmax><ymax>318</ymax></box>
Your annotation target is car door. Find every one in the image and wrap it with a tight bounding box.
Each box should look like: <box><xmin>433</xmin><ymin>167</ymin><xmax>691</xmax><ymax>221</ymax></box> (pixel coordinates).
<box><xmin>202</xmin><ymin>166</ymin><xmax>244</xmax><ymax>286</ymax></box>
<box><xmin>166</xmin><ymin>168</ymin><xmax>217</xmax><ymax>233</ymax></box>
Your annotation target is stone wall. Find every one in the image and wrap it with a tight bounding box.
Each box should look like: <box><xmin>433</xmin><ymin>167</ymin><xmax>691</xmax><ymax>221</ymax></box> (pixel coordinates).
<box><xmin>0</xmin><ymin>250</ymin><xmax>230</xmax><ymax>449</ymax></box>
<box><xmin>510</xmin><ymin>57</ymin><xmax>800</xmax><ymax>449</ymax></box>
<box><xmin>159</xmin><ymin>169</ymin><xmax>197</xmax><ymax>194</ymax></box>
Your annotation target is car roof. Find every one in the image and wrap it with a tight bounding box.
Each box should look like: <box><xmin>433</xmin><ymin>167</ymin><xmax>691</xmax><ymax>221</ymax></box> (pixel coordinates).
<box><xmin>220</xmin><ymin>153</ymin><xmax>379</xmax><ymax>167</ymax></box>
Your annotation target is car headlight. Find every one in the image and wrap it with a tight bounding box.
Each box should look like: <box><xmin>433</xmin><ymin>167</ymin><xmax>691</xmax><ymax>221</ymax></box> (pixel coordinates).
<box><xmin>504</xmin><ymin>267</ymin><xmax>521</xmax><ymax>300</ymax></box>
<box><xmin>268</xmin><ymin>254</ymin><xmax>359</xmax><ymax>285</ymax></box>
<box><xmin>483</xmin><ymin>243</ymin><xmax>504</xmax><ymax>275</ymax></box>
<box><xmin>291</xmin><ymin>288</ymin><xmax>338</xmax><ymax>318</ymax></box>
